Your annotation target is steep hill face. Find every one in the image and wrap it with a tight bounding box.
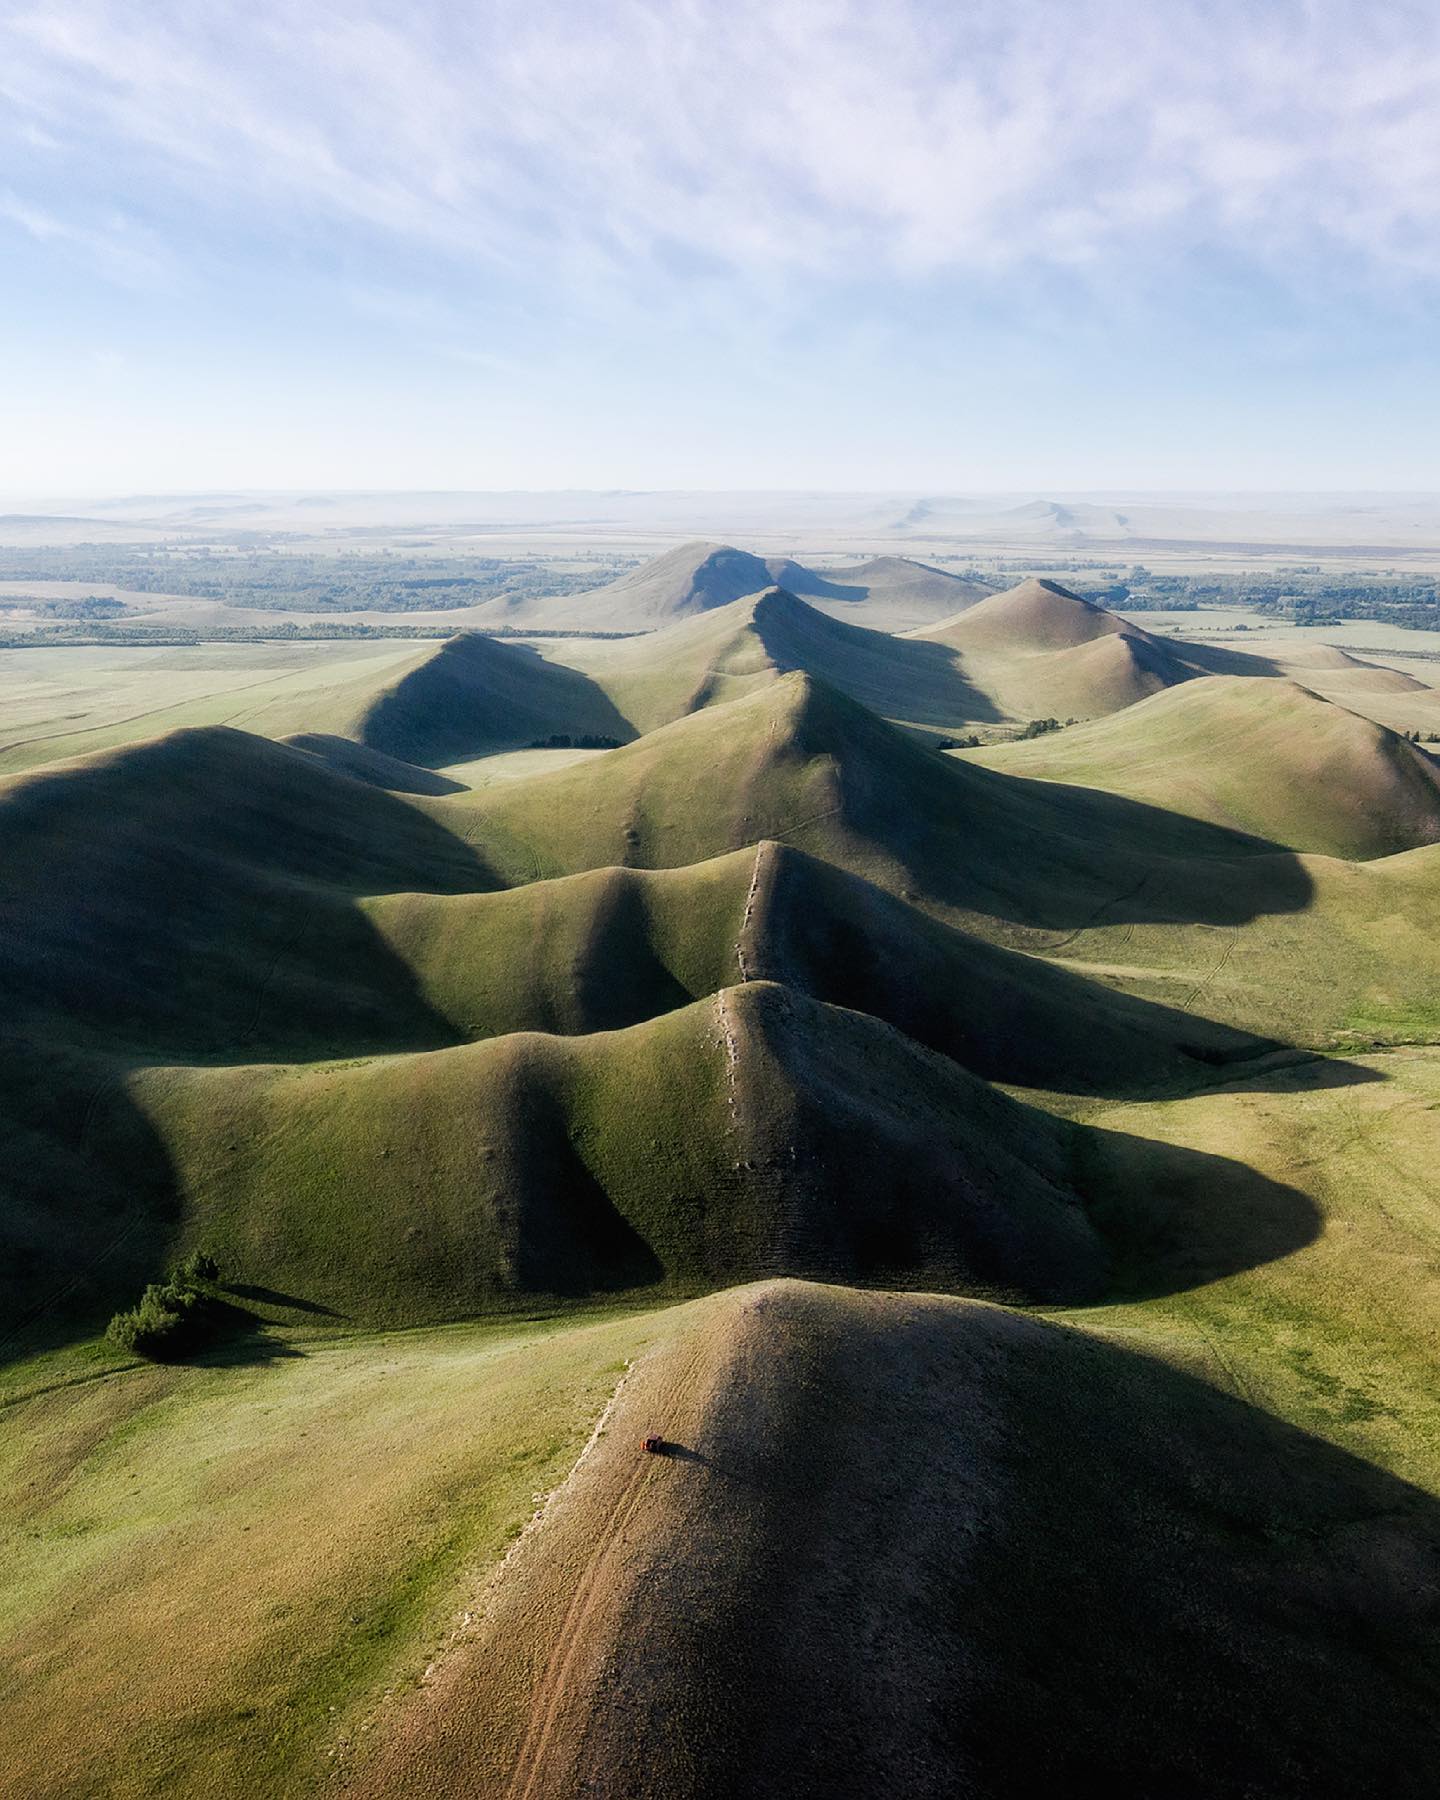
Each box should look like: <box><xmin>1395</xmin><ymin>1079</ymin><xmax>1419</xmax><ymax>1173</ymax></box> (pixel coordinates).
<box><xmin>474</xmin><ymin>542</ymin><xmax>778</xmax><ymax>631</ymax></box>
<box><xmin>239</xmin><ymin>631</ymin><xmax>633</xmax><ymax>765</ymax></box>
<box><xmin>471</xmin><ymin>544</ymin><xmax>987</xmax><ymax>632</ymax></box>
<box><xmin>450</xmin><ymin>669</ymin><xmax>1314</xmax><ymax>939</ymax></box>
<box><xmin>363</xmin><ymin>840</ymin><xmax>1263</xmax><ymax>1095</ymax></box>
<box><xmin>967</xmin><ymin>676</ymin><xmax>1440</xmax><ymax>860</ymax></box>
<box><xmin>0</xmin><ymin>726</ymin><xmax>490</xmax><ymax>1056</ymax></box>
<box><xmin>126</xmin><ymin>985</ymin><xmax>1108</xmax><ymax>1320</ymax></box>
<box><xmin>901</xmin><ymin>575</ymin><xmax>1202</xmax><ymax>721</ymax></box>
<box><xmin>767</xmin><ymin>554</ymin><xmax>992</xmax><ymax>628</ymax></box>
<box><xmin>540</xmin><ymin>586</ymin><xmax>998</xmax><ymax>736</ymax></box>
<box><xmin>352</xmin><ymin>1280</ymin><xmax>1440</xmax><ymax>1800</ymax></box>
<box><xmin>918</xmin><ymin>576</ymin><xmax>1148</xmax><ymax>652</ymax></box>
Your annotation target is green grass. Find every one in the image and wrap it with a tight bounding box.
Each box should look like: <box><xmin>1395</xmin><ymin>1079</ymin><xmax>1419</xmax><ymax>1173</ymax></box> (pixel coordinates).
<box><xmin>0</xmin><ymin>1305</ymin><xmax>669</xmax><ymax>1798</ymax></box>
<box><xmin>966</xmin><ymin>674</ymin><xmax>1440</xmax><ymax>860</ymax></box>
<box><xmin>9</xmin><ymin>576</ymin><xmax>1440</xmax><ymax>1794</ymax></box>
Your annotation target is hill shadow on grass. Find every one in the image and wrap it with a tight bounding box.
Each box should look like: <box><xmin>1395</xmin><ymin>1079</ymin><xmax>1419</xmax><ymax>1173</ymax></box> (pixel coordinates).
<box><xmin>756</xmin><ymin>843</ymin><xmax>1336</xmax><ymax>1101</ymax></box>
<box><xmin>878</xmin><ymin>754</ymin><xmax>1319</xmax><ymax>934</ymax></box>
<box><xmin>954</xmin><ymin>1316</ymin><xmax>1440</xmax><ymax>1800</ymax></box>
<box><xmin>1075</xmin><ymin>1114</ymin><xmax>1326</xmax><ymax>1301</ymax></box>
<box><xmin>481</xmin><ymin>1286</ymin><xmax>1440</xmax><ymax>1800</ymax></box>
<box><xmin>0</xmin><ymin>1039</ymin><xmax>189</xmax><ymax>1368</ymax></box>
<box><xmin>760</xmin><ymin>614</ymin><xmax>1008</xmax><ymax>727</ymax></box>
<box><xmin>359</xmin><ymin>636</ymin><xmax>637</xmax><ymax>766</ymax></box>
<box><xmin>0</xmin><ymin>725</ymin><xmax>502</xmax><ymax>1061</ymax></box>
<box><xmin>283</xmin><ymin>732</ymin><xmax>470</xmax><ymax>795</ymax></box>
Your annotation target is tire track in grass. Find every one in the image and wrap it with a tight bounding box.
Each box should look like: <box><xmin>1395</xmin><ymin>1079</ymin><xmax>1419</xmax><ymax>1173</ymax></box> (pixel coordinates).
<box><xmin>1180</xmin><ymin>931</ymin><xmax>1237</xmax><ymax>1012</ymax></box>
<box><xmin>504</xmin><ymin>1333</ymin><xmax>712</xmax><ymax>1799</ymax></box>
<box><xmin>505</xmin><ymin>1461</ymin><xmax>655</xmax><ymax>1800</ymax></box>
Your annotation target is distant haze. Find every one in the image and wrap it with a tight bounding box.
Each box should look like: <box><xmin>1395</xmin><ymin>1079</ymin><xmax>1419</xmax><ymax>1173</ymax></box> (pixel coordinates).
<box><xmin>6</xmin><ymin>491</ymin><xmax>1440</xmax><ymax>563</ymax></box>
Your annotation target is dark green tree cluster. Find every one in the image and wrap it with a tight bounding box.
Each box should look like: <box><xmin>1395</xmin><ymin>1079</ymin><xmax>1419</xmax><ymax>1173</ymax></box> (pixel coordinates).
<box><xmin>106</xmin><ymin>1250</ymin><xmax>222</xmax><ymax>1360</ymax></box>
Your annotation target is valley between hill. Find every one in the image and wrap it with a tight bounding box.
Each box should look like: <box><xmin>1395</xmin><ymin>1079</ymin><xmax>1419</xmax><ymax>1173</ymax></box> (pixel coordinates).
<box><xmin>4</xmin><ymin>565</ymin><xmax>1440</xmax><ymax>1797</ymax></box>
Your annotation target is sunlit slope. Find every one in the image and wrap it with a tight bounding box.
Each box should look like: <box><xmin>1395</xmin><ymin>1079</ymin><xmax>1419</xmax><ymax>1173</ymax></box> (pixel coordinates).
<box><xmin>528</xmin><ymin>586</ymin><xmax>998</xmax><ymax>735</ymax></box>
<box><xmin>367</xmin><ymin>841</ymin><xmax>1265</xmax><ymax>1094</ymax></box>
<box><xmin>0</xmin><ymin>1308</ymin><xmax>660</xmax><ymax>1800</ymax></box>
<box><xmin>470</xmin><ymin>542</ymin><xmax>989</xmax><ymax>632</ymax></box>
<box><xmin>966</xmin><ymin>675</ymin><xmax>1440</xmax><ymax>860</ymax></box>
<box><xmin>473</xmin><ymin>541</ymin><xmax>778</xmax><ymax>630</ymax></box>
<box><xmin>438</xmin><ymin>673</ymin><xmax>1440</xmax><ymax>1051</ymax></box>
<box><xmin>921</xmin><ymin>576</ymin><xmax>1163</xmax><ymax>652</ymax></box>
<box><xmin>11</xmin><ymin>1054</ymin><xmax>1440</xmax><ymax>1798</ymax></box>
<box><xmin>439</xmin><ymin>670</ymin><xmax>1314</xmax><ymax>934</ymax></box>
<box><xmin>1270</xmin><ymin>641</ymin><xmax>1440</xmax><ymax>735</ymax></box>
<box><xmin>0</xmin><ymin>638</ymin><xmax>427</xmax><ymax>776</ymax></box>
<box><xmin>127</xmin><ymin>983</ymin><xmax>1107</xmax><ymax>1322</ymax></box>
<box><xmin>906</xmin><ymin>575</ymin><xmax>1205</xmax><ymax>722</ymax></box>
<box><xmin>352</xmin><ymin>1279</ymin><xmax>1440</xmax><ymax>1800</ymax></box>
<box><xmin>234</xmin><ymin>631</ymin><xmax>634</xmax><ymax>763</ymax></box>
<box><xmin>1080</xmin><ymin>1049</ymin><xmax>1440</xmax><ymax>1470</ymax></box>
<box><xmin>768</xmin><ymin>552</ymin><xmax>992</xmax><ymax>628</ymax></box>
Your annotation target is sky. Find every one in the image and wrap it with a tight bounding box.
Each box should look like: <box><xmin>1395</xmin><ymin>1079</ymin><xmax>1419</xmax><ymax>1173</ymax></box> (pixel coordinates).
<box><xmin>1</xmin><ymin>0</ymin><xmax>1439</xmax><ymax>493</ymax></box>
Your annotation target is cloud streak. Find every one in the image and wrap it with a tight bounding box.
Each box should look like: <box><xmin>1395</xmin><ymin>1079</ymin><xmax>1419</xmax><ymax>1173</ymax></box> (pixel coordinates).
<box><xmin>2</xmin><ymin>0</ymin><xmax>1439</xmax><ymax>299</ymax></box>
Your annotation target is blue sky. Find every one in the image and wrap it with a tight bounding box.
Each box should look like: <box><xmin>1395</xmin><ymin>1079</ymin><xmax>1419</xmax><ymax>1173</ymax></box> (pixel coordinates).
<box><xmin>2</xmin><ymin>0</ymin><xmax>1439</xmax><ymax>492</ymax></box>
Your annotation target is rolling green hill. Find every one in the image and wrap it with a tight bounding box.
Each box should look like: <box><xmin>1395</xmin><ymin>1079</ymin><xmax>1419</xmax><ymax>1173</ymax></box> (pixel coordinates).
<box><xmin>119</xmin><ymin>983</ymin><xmax>1108</xmax><ymax>1324</ymax></box>
<box><xmin>469</xmin><ymin>541</ymin><xmax>990</xmax><ymax>632</ymax></box>
<box><xmin>965</xmin><ymin>675</ymin><xmax>1440</xmax><ymax>860</ymax></box>
<box><xmin>528</xmin><ymin>585</ymin><xmax>1001</xmax><ymax>736</ymax></box>
<box><xmin>8</xmin><ymin>558</ymin><xmax>1440</xmax><ymax>1798</ymax></box>
<box><xmin>348</xmin><ymin>1279</ymin><xmax>1440</xmax><ymax>1800</ymax></box>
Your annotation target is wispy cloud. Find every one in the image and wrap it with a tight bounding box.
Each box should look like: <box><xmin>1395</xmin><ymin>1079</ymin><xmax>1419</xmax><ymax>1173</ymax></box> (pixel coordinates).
<box><xmin>1</xmin><ymin>1</ymin><xmax>1438</xmax><ymax>299</ymax></box>
<box><xmin>0</xmin><ymin>186</ymin><xmax>174</xmax><ymax>287</ymax></box>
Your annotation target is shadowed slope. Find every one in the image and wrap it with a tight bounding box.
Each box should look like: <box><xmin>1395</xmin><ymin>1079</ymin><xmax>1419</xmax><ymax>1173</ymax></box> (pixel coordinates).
<box><xmin>966</xmin><ymin>676</ymin><xmax>1440</xmax><ymax>860</ymax></box>
<box><xmin>536</xmin><ymin>586</ymin><xmax>1001</xmax><ymax>735</ymax></box>
<box><xmin>0</xmin><ymin>725</ymin><xmax>492</xmax><ymax>1055</ymax></box>
<box><xmin>365</xmin><ymin>841</ymin><xmax>1271</xmax><ymax>1094</ymax></box>
<box><xmin>127</xmin><ymin>984</ymin><xmax>1108</xmax><ymax>1320</ymax></box>
<box><xmin>281</xmin><ymin>733</ymin><xmax>468</xmax><ymax>795</ymax></box>
<box><xmin>242</xmin><ymin>632</ymin><xmax>634</xmax><ymax>764</ymax></box>
<box><xmin>446</xmin><ymin>671</ymin><xmax>1315</xmax><ymax>938</ymax></box>
<box><xmin>353</xmin><ymin>1280</ymin><xmax>1440</xmax><ymax>1800</ymax></box>
<box><xmin>768</xmin><ymin>554</ymin><xmax>992</xmax><ymax>628</ymax></box>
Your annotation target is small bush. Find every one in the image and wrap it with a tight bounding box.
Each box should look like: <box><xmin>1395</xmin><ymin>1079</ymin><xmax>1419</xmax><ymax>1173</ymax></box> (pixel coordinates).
<box><xmin>526</xmin><ymin>732</ymin><xmax>622</xmax><ymax>750</ymax></box>
<box><xmin>106</xmin><ymin>1256</ymin><xmax>223</xmax><ymax>1359</ymax></box>
<box><xmin>170</xmin><ymin>1248</ymin><xmax>220</xmax><ymax>1285</ymax></box>
<box><xmin>1018</xmin><ymin>717</ymin><xmax>1063</xmax><ymax>739</ymax></box>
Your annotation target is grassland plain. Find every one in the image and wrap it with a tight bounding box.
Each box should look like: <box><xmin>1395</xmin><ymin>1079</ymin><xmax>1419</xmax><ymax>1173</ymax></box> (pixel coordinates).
<box><xmin>6</xmin><ymin>575</ymin><xmax>1440</xmax><ymax>1795</ymax></box>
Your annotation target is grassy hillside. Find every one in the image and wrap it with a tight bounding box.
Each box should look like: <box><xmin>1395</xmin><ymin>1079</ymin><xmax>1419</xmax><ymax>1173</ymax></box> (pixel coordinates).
<box><xmin>11</xmin><ymin>559</ymin><xmax>1440</xmax><ymax>1796</ymax></box>
<box><xmin>0</xmin><ymin>725</ymin><xmax>490</xmax><ymax>1056</ymax></box>
<box><xmin>966</xmin><ymin>675</ymin><xmax>1440</xmax><ymax>860</ymax></box>
<box><xmin>239</xmin><ymin>632</ymin><xmax>635</xmax><ymax>763</ymax></box>
<box><xmin>0</xmin><ymin>639</ymin><xmax>427</xmax><ymax>776</ymax></box>
<box><xmin>905</xmin><ymin>575</ymin><xmax>1208</xmax><ymax>721</ymax></box>
<box><xmin>768</xmin><ymin>553</ymin><xmax>992</xmax><ymax>628</ymax></box>
<box><xmin>472</xmin><ymin>542</ymin><xmax>777</xmax><ymax>631</ymax></box>
<box><xmin>530</xmin><ymin>586</ymin><xmax>1002</xmax><ymax>736</ymax></box>
<box><xmin>349</xmin><ymin>1279</ymin><xmax>1440</xmax><ymax>1800</ymax></box>
<box><xmin>468</xmin><ymin>542</ymin><xmax>990</xmax><ymax>633</ymax></box>
<box><xmin>367</xmin><ymin>840</ymin><xmax>1268</xmax><ymax>1095</ymax></box>
<box><xmin>444</xmin><ymin>671</ymin><xmax>1316</xmax><ymax>936</ymax></box>
<box><xmin>121</xmin><ymin>984</ymin><xmax>1106</xmax><ymax>1326</ymax></box>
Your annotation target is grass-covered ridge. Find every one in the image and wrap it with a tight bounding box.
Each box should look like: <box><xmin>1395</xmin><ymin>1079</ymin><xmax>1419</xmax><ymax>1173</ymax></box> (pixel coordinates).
<box><xmin>8</xmin><ymin>567</ymin><xmax>1440</xmax><ymax>1795</ymax></box>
